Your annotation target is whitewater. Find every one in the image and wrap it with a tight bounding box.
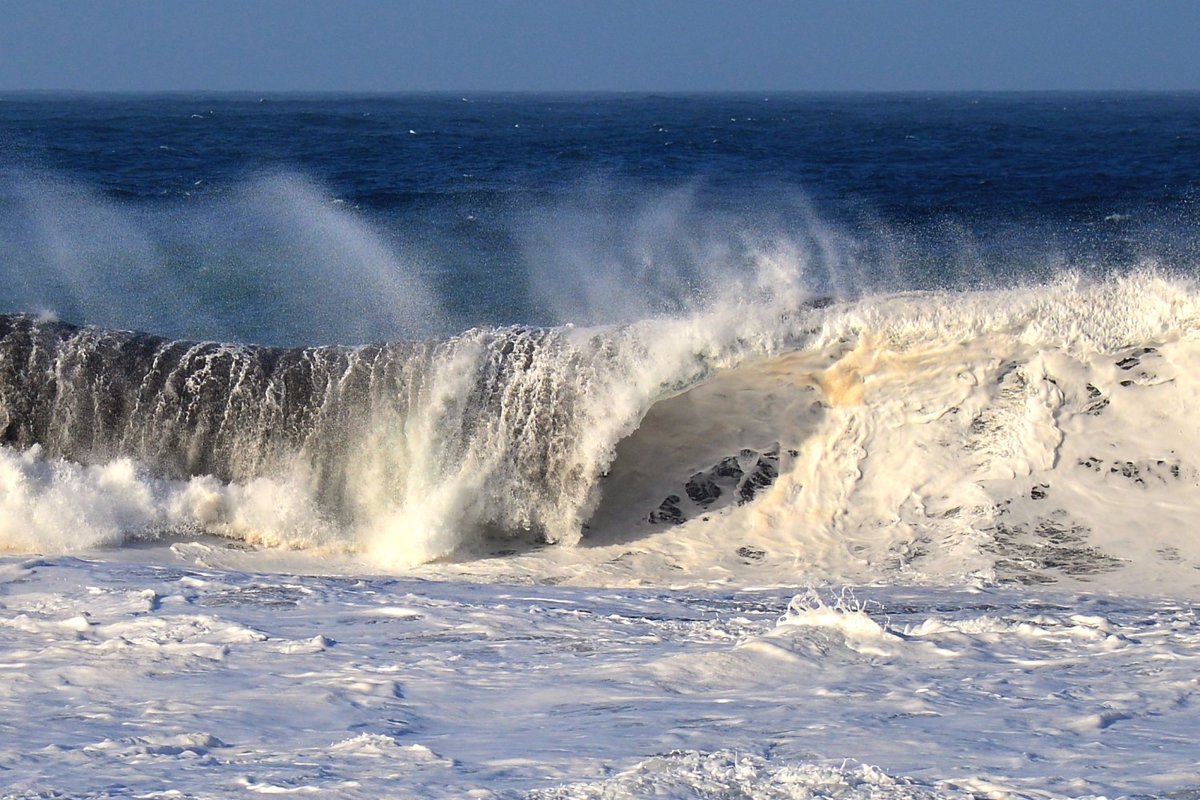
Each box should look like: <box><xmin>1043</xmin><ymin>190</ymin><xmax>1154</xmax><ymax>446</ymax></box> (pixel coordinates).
<box><xmin>2</xmin><ymin>93</ymin><xmax>1200</xmax><ymax>798</ymax></box>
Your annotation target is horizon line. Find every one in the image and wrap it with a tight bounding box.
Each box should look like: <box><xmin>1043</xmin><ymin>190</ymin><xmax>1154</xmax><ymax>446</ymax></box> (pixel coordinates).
<box><xmin>3</xmin><ymin>88</ymin><xmax>1199</xmax><ymax>97</ymax></box>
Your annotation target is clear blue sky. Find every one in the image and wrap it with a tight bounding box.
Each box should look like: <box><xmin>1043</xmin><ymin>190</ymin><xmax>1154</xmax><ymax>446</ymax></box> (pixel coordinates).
<box><xmin>2</xmin><ymin>0</ymin><xmax>1198</xmax><ymax>92</ymax></box>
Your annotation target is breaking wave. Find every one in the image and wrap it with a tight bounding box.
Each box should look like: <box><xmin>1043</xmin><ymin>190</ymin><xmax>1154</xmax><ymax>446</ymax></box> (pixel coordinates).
<box><xmin>3</xmin><ymin>267</ymin><xmax>1200</xmax><ymax>591</ymax></box>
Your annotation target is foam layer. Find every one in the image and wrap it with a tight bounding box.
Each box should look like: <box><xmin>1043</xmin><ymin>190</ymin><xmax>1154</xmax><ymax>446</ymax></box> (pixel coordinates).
<box><xmin>3</xmin><ymin>560</ymin><xmax>1198</xmax><ymax>797</ymax></box>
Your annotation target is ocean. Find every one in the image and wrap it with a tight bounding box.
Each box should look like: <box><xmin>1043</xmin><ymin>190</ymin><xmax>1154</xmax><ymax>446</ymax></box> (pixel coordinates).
<box><xmin>1</xmin><ymin>93</ymin><xmax>1199</xmax><ymax>798</ymax></box>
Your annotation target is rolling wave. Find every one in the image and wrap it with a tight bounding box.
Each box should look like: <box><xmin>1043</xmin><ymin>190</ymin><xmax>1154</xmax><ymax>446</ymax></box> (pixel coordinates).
<box><xmin>2</xmin><ymin>270</ymin><xmax>1200</xmax><ymax>591</ymax></box>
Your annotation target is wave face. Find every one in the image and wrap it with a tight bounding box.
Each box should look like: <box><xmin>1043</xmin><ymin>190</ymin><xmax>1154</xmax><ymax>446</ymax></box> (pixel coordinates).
<box><xmin>0</xmin><ymin>314</ymin><xmax>689</xmax><ymax>561</ymax></box>
<box><xmin>4</xmin><ymin>270</ymin><xmax>1200</xmax><ymax>592</ymax></box>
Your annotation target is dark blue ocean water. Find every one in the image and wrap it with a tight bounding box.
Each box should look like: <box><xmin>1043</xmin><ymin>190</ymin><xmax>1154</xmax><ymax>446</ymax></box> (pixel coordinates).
<box><xmin>1</xmin><ymin>93</ymin><xmax>1198</xmax><ymax>345</ymax></box>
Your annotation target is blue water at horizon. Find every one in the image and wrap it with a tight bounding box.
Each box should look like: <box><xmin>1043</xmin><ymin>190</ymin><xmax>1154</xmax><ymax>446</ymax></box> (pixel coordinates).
<box><xmin>1</xmin><ymin>93</ymin><xmax>1198</xmax><ymax>345</ymax></box>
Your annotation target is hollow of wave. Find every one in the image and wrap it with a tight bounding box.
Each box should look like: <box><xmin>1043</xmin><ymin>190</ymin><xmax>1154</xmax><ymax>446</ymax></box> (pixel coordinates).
<box><xmin>3</xmin><ymin>269</ymin><xmax>1200</xmax><ymax>595</ymax></box>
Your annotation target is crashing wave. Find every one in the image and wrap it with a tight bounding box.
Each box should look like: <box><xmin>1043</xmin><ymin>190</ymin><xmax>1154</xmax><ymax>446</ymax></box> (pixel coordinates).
<box><xmin>2</xmin><ymin>270</ymin><xmax>1200</xmax><ymax>590</ymax></box>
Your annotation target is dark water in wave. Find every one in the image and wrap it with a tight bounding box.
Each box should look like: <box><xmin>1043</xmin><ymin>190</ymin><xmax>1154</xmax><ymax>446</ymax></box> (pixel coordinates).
<box><xmin>1</xmin><ymin>92</ymin><xmax>1199</xmax><ymax>344</ymax></box>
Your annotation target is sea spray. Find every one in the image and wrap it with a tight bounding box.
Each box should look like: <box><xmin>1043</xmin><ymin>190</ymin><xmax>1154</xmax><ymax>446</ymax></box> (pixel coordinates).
<box><xmin>0</xmin><ymin>169</ymin><xmax>441</xmax><ymax>346</ymax></box>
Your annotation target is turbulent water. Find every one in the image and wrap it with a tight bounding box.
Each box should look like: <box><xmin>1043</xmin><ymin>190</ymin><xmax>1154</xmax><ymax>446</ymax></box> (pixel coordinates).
<box><xmin>2</xmin><ymin>94</ymin><xmax>1200</xmax><ymax>798</ymax></box>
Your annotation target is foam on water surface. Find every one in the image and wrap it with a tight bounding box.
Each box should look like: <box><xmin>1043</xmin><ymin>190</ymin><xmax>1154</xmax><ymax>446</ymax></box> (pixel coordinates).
<box><xmin>1</xmin><ymin>559</ymin><xmax>1198</xmax><ymax>798</ymax></box>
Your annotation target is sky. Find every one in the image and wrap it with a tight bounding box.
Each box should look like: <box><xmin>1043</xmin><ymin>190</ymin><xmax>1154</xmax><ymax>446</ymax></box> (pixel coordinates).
<box><xmin>1</xmin><ymin>0</ymin><xmax>1198</xmax><ymax>93</ymax></box>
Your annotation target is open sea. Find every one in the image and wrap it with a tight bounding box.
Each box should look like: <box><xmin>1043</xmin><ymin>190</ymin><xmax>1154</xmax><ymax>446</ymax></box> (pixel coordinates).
<box><xmin>1</xmin><ymin>93</ymin><xmax>1200</xmax><ymax>798</ymax></box>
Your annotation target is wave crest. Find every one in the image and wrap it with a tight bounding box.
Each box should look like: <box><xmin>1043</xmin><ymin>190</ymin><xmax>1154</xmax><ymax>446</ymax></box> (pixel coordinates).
<box><xmin>2</xmin><ymin>270</ymin><xmax>1200</xmax><ymax>590</ymax></box>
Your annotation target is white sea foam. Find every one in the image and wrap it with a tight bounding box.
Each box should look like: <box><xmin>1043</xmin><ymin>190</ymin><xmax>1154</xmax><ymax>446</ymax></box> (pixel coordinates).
<box><xmin>2</xmin><ymin>560</ymin><xmax>1196</xmax><ymax>797</ymax></box>
<box><xmin>0</xmin><ymin>445</ymin><xmax>336</xmax><ymax>553</ymax></box>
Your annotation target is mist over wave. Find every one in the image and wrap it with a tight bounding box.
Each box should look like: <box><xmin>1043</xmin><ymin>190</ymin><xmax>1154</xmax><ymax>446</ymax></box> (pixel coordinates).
<box><xmin>4</xmin><ymin>163</ymin><xmax>1194</xmax><ymax>343</ymax></box>
<box><xmin>0</xmin><ymin>169</ymin><xmax>441</xmax><ymax>344</ymax></box>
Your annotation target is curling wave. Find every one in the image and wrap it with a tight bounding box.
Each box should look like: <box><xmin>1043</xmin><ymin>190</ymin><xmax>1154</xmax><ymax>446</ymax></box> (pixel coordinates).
<box><xmin>0</xmin><ymin>314</ymin><xmax>706</xmax><ymax>560</ymax></box>
<box><xmin>3</xmin><ymin>270</ymin><xmax>1200</xmax><ymax>589</ymax></box>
